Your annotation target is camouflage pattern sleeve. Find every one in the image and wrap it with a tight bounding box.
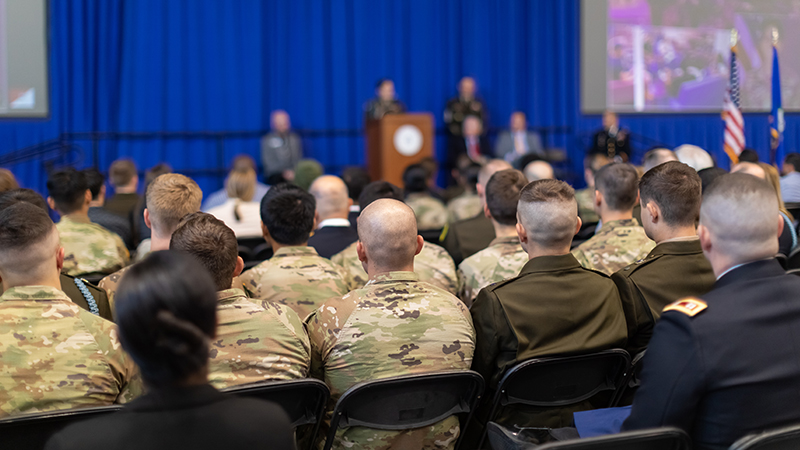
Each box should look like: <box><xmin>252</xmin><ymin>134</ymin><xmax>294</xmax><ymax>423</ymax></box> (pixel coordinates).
<box><xmin>305</xmin><ymin>293</ymin><xmax>358</xmax><ymax>382</ymax></box>
<box><xmin>78</xmin><ymin>310</ymin><xmax>143</xmax><ymax>403</ymax></box>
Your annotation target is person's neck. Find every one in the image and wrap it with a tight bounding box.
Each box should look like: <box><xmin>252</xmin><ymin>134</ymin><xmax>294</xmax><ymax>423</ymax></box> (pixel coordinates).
<box><xmin>653</xmin><ymin>225</ymin><xmax>697</xmax><ymax>244</ymax></box>
<box><xmin>368</xmin><ymin>264</ymin><xmax>414</xmax><ymax>279</ymax></box>
<box><xmin>150</xmin><ymin>232</ymin><xmax>172</xmax><ymax>252</ymax></box>
<box><xmin>63</xmin><ymin>210</ymin><xmax>90</xmax><ymax>222</ymax></box>
<box><xmin>89</xmin><ymin>198</ymin><xmax>104</xmax><ymax>207</ymax></box>
<box><xmin>270</xmin><ymin>241</ymin><xmax>306</xmax><ymax>254</ymax></box>
<box><xmin>524</xmin><ymin>244</ymin><xmax>571</xmax><ymax>260</ymax></box>
<box><xmin>599</xmin><ymin>209</ymin><xmax>633</xmax><ymax>224</ymax></box>
<box><xmin>3</xmin><ymin>273</ymin><xmax>62</xmax><ymax>292</ymax></box>
<box><xmin>492</xmin><ymin>222</ymin><xmax>518</xmax><ymax>239</ymax></box>
<box><xmin>115</xmin><ymin>185</ymin><xmax>137</xmax><ymax>194</ymax></box>
<box><xmin>708</xmin><ymin>251</ymin><xmax>773</xmax><ymax>279</ymax></box>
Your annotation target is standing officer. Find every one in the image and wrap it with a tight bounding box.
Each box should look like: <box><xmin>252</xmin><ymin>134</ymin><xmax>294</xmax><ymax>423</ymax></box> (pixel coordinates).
<box><xmin>590</xmin><ymin>110</ymin><xmax>631</xmax><ymax>161</ymax></box>
<box><xmin>444</xmin><ymin>76</ymin><xmax>487</xmax><ymax>137</ymax></box>
<box><xmin>364</xmin><ymin>78</ymin><xmax>406</xmax><ymax>121</ymax></box>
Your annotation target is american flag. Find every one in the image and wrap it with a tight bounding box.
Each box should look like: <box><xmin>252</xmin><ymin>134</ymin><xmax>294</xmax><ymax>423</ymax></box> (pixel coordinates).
<box><xmin>723</xmin><ymin>47</ymin><xmax>744</xmax><ymax>163</ymax></box>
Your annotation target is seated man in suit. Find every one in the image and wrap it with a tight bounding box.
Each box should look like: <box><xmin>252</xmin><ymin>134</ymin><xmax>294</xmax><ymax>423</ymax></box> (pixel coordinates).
<box><xmin>572</xmin><ymin>163</ymin><xmax>654</xmax><ymax>275</ymax></box>
<box><xmin>458</xmin><ymin>169</ymin><xmax>528</xmax><ymax>307</ymax></box>
<box><xmin>623</xmin><ymin>173</ymin><xmax>800</xmax><ymax>450</ymax></box>
<box><xmin>332</xmin><ymin>181</ymin><xmax>458</xmax><ymax>294</ymax></box>
<box><xmin>47</xmin><ymin>168</ymin><xmax>129</xmax><ymax>276</ymax></box>
<box><xmin>239</xmin><ymin>184</ymin><xmax>348</xmax><ymax>319</ymax></box>
<box><xmin>307</xmin><ymin>199</ymin><xmax>475</xmax><ymax>450</ymax></box>
<box><xmin>0</xmin><ymin>202</ymin><xmax>142</xmax><ymax>418</ymax></box>
<box><xmin>169</xmin><ymin>212</ymin><xmax>310</xmax><ymax>388</ymax></box>
<box><xmin>84</xmin><ymin>168</ymin><xmax>133</xmax><ymax>250</ymax></box>
<box><xmin>440</xmin><ymin>159</ymin><xmax>511</xmax><ymax>265</ymax></box>
<box><xmin>470</xmin><ymin>179</ymin><xmax>627</xmax><ymax>434</ymax></box>
<box><xmin>612</xmin><ymin>161</ymin><xmax>715</xmax><ymax>355</ymax></box>
<box><xmin>448</xmin><ymin>115</ymin><xmax>492</xmax><ymax>173</ymax></box>
<box><xmin>495</xmin><ymin>112</ymin><xmax>545</xmax><ymax>164</ymax></box>
<box><xmin>47</xmin><ymin>251</ymin><xmax>294</xmax><ymax>450</ymax></box>
<box><xmin>307</xmin><ymin>175</ymin><xmax>359</xmax><ymax>258</ymax></box>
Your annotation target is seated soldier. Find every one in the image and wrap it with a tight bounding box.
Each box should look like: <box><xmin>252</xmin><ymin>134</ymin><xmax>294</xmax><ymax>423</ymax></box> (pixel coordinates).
<box><xmin>572</xmin><ymin>163</ymin><xmax>655</xmax><ymax>275</ymax></box>
<box><xmin>46</xmin><ymin>168</ymin><xmax>129</xmax><ymax>276</ymax></box>
<box><xmin>306</xmin><ymin>199</ymin><xmax>475</xmax><ymax>450</ymax></box>
<box><xmin>332</xmin><ymin>181</ymin><xmax>458</xmax><ymax>294</ymax></box>
<box><xmin>46</xmin><ymin>251</ymin><xmax>294</xmax><ymax>450</ymax></box>
<box><xmin>575</xmin><ymin>154</ymin><xmax>611</xmax><ymax>224</ymax></box>
<box><xmin>239</xmin><ymin>184</ymin><xmax>348</xmax><ymax>319</ymax></box>
<box><xmin>99</xmin><ymin>173</ymin><xmax>203</xmax><ymax>310</ymax></box>
<box><xmin>447</xmin><ymin>159</ymin><xmax>482</xmax><ymax>223</ymax></box>
<box><xmin>403</xmin><ymin>163</ymin><xmax>448</xmax><ymax>231</ymax></box>
<box><xmin>0</xmin><ymin>202</ymin><xmax>141</xmax><ymax>418</ymax></box>
<box><xmin>458</xmin><ymin>169</ymin><xmax>528</xmax><ymax>306</ymax></box>
<box><xmin>470</xmin><ymin>179</ymin><xmax>627</xmax><ymax>434</ymax></box>
<box><xmin>623</xmin><ymin>174</ymin><xmax>800</xmax><ymax>450</ymax></box>
<box><xmin>170</xmin><ymin>212</ymin><xmax>309</xmax><ymax>388</ymax></box>
<box><xmin>612</xmin><ymin>161</ymin><xmax>715</xmax><ymax>355</ymax></box>
<box><xmin>0</xmin><ymin>189</ymin><xmax>113</xmax><ymax>320</ymax></box>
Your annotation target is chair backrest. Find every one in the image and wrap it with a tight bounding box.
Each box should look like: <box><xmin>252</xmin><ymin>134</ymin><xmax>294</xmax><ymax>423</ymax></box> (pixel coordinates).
<box><xmin>611</xmin><ymin>349</ymin><xmax>646</xmax><ymax>407</ymax></box>
<box><xmin>787</xmin><ymin>246</ymin><xmax>800</xmax><ymax>271</ymax></box>
<box><xmin>0</xmin><ymin>405</ymin><xmax>122</xmax><ymax>450</ymax></box>
<box><xmin>535</xmin><ymin>427</ymin><xmax>691</xmax><ymax>450</ymax></box>
<box><xmin>731</xmin><ymin>423</ymin><xmax>800</xmax><ymax>450</ymax></box>
<box><xmin>494</xmin><ymin>349</ymin><xmax>630</xmax><ymax>409</ymax></box>
<box><xmin>322</xmin><ymin>370</ymin><xmax>484</xmax><ymax>450</ymax></box>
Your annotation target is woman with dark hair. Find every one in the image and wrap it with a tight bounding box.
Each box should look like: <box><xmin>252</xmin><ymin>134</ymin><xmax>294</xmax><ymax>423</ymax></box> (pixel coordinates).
<box><xmin>46</xmin><ymin>251</ymin><xmax>294</xmax><ymax>450</ymax></box>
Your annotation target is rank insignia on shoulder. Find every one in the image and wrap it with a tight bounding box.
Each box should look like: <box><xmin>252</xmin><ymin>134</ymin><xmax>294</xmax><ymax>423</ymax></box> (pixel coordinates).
<box><xmin>663</xmin><ymin>298</ymin><xmax>707</xmax><ymax>317</ymax></box>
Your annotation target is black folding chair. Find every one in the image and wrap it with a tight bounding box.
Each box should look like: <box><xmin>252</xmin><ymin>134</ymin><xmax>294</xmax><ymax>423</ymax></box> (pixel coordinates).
<box><xmin>731</xmin><ymin>423</ymin><xmax>800</xmax><ymax>450</ymax></box>
<box><xmin>321</xmin><ymin>370</ymin><xmax>484</xmax><ymax>450</ymax></box>
<box><xmin>532</xmin><ymin>427</ymin><xmax>691</xmax><ymax>450</ymax></box>
<box><xmin>611</xmin><ymin>350</ymin><xmax>646</xmax><ymax>407</ymax></box>
<box><xmin>222</xmin><ymin>378</ymin><xmax>330</xmax><ymax>450</ymax></box>
<box><xmin>787</xmin><ymin>247</ymin><xmax>800</xmax><ymax>271</ymax></box>
<box><xmin>478</xmin><ymin>349</ymin><xmax>631</xmax><ymax>449</ymax></box>
<box><xmin>0</xmin><ymin>405</ymin><xmax>122</xmax><ymax>450</ymax></box>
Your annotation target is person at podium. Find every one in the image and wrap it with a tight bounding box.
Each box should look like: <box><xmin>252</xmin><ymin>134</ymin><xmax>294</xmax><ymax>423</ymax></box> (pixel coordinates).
<box><xmin>589</xmin><ymin>110</ymin><xmax>631</xmax><ymax>162</ymax></box>
<box><xmin>363</xmin><ymin>78</ymin><xmax>406</xmax><ymax>121</ymax></box>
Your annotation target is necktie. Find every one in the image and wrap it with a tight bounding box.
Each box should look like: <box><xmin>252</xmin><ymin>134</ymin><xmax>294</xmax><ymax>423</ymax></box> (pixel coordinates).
<box><xmin>468</xmin><ymin>138</ymin><xmax>480</xmax><ymax>161</ymax></box>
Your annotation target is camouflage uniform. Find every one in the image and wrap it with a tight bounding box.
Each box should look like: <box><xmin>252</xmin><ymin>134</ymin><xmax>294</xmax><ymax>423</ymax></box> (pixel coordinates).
<box><xmin>571</xmin><ymin>219</ymin><xmax>656</xmax><ymax>276</ymax></box>
<box><xmin>447</xmin><ymin>192</ymin><xmax>482</xmax><ymax>224</ymax></box>
<box><xmin>406</xmin><ymin>193</ymin><xmax>448</xmax><ymax>230</ymax></box>
<box><xmin>458</xmin><ymin>235</ymin><xmax>528</xmax><ymax>307</ymax></box>
<box><xmin>209</xmin><ymin>288</ymin><xmax>310</xmax><ymax>389</ymax></box>
<box><xmin>574</xmin><ymin>187</ymin><xmax>600</xmax><ymax>224</ymax></box>
<box><xmin>331</xmin><ymin>241</ymin><xmax>459</xmax><ymax>295</ymax></box>
<box><xmin>239</xmin><ymin>246</ymin><xmax>349</xmax><ymax>320</ymax></box>
<box><xmin>0</xmin><ymin>286</ymin><xmax>142</xmax><ymax>418</ymax></box>
<box><xmin>306</xmin><ymin>271</ymin><xmax>475</xmax><ymax>450</ymax></box>
<box><xmin>56</xmin><ymin>216</ymin><xmax>130</xmax><ymax>276</ymax></box>
<box><xmin>98</xmin><ymin>265</ymin><xmax>133</xmax><ymax>319</ymax></box>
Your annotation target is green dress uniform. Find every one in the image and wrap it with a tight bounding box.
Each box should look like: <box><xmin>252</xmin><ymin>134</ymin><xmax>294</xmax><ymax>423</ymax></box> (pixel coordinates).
<box><xmin>440</xmin><ymin>213</ymin><xmax>496</xmax><ymax>266</ymax></box>
<box><xmin>443</xmin><ymin>96</ymin><xmax>486</xmax><ymax>136</ymax></box>
<box><xmin>469</xmin><ymin>254</ymin><xmax>628</xmax><ymax>435</ymax></box>
<box><xmin>611</xmin><ymin>238</ymin><xmax>716</xmax><ymax>355</ymax></box>
<box><xmin>363</xmin><ymin>98</ymin><xmax>406</xmax><ymax>121</ymax></box>
<box><xmin>60</xmin><ymin>273</ymin><xmax>113</xmax><ymax>321</ymax></box>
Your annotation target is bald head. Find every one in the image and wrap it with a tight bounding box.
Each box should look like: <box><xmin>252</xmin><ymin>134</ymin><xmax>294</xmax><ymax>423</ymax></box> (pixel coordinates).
<box><xmin>517</xmin><ymin>180</ymin><xmax>579</xmax><ymax>251</ymax></box>
<box><xmin>643</xmin><ymin>148</ymin><xmax>678</xmax><ymax>172</ymax></box>
<box><xmin>0</xmin><ymin>202</ymin><xmax>61</xmax><ymax>286</ymax></box>
<box><xmin>700</xmin><ymin>173</ymin><xmax>780</xmax><ymax>264</ymax></box>
<box><xmin>309</xmin><ymin>175</ymin><xmax>351</xmax><ymax>221</ymax></box>
<box><xmin>523</xmin><ymin>161</ymin><xmax>555</xmax><ymax>182</ymax></box>
<box><xmin>731</xmin><ymin>161</ymin><xmax>766</xmax><ymax>179</ymax></box>
<box><xmin>478</xmin><ymin>160</ymin><xmax>512</xmax><ymax>188</ymax></box>
<box><xmin>357</xmin><ymin>199</ymin><xmax>420</xmax><ymax>272</ymax></box>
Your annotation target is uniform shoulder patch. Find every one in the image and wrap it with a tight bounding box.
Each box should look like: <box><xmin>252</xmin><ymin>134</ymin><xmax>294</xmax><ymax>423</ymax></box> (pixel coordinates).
<box><xmin>663</xmin><ymin>298</ymin><xmax>707</xmax><ymax>317</ymax></box>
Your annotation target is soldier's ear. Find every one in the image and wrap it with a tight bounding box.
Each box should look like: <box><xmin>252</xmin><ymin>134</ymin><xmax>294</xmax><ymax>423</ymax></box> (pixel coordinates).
<box><xmin>84</xmin><ymin>189</ymin><xmax>92</xmax><ymax>205</ymax></box>
<box><xmin>56</xmin><ymin>247</ymin><xmax>65</xmax><ymax>272</ymax></box>
<box><xmin>574</xmin><ymin>216</ymin><xmax>583</xmax><ymax>236</ymax></box>
<box><xmin>777</xmin><ymin>213</ymin><xmax>785</xmax><ymax>239</ymax></box>
<box><xmin>516</xmin><ymin>222</ymin><xmax>528</xmax><ymax>244</ymax></box>
<box><xmin>233</xmin><ymin>256</ymin><xmax>244</xmax><ymax>279</ymax></box>
<box><xmin>414</xmin><ymin>235</ymin><xmax>424</xmax><ymax>256</ymax></box>
<box><xmin>47</xmin><ymin>196</ymin><xmax>56</xmax><ymax>211</ymax></box>
<box><xmin>483</xmin><ymin>202</ymin><xmax>491</xmax><ymax>219</ymax></box>
<box><xmin>144</xmin><ymin>209</ymin><xmax>152</xmax><ymax>230</ymax></box>
<box><xmin>260</xmin><ymin>222</ymin><xmax>271</xmax><ymax>242</ymax></box>
<box><xmin>698</xmin><ymin>224</ymin><xmax>712</xmax><ymax>254</ymax></box>
<box><xmin>645</xmin><ymin>201</ymin><xmax>660</xmax><ymax>223</ymax></box>
<box><xmin>356</xmin><ymin>241</ymin><xmax>367</xmax><ymax>263</ymax></box>
<box><xmin>594</xmin><ymin>190</ymin><xmax>603</xmax><ymax>208</ymax></box>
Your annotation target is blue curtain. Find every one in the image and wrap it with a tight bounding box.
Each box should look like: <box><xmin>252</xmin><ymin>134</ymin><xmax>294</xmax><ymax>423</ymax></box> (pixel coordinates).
<box><xmin>0</xmin><ymin>0</ymin><xmax>796</xmax><ymax>195</ymax></box>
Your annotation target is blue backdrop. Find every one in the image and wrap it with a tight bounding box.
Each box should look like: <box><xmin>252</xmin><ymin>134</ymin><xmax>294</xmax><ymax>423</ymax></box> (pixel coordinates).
<box><xmin>0</xmin><ymin>0</ymin><xmax>797</xmax><ymax>195</ymax></box>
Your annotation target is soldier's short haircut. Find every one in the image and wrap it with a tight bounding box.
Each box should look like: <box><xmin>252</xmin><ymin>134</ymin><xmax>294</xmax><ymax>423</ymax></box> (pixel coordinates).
<box><xmin>517</xmin><ymin>179</ymin><xmax>577</xmax><ymax>248</ymax></box>
<box><xmin>116</xmin><ymin>250</ymin><xmax>217</xmax><ymax>387</ymax></box>
<box><xmin>642</xmin><ymin>148</ymin><xmax>678</xmax><ymax>173</ymax></box>
<box><xmin>701</xmin><ymin>173</ymin><xmax>779</xmax><ymax>260</ymax></box>
<box><xmin>358</xmin><ymin>181</ymin><xmax>403</xmax><ymax>210</ymax></box>
<box><xmin>639</xmin><ymin>161</ymin><xmax>701</xmax><ymax>227</ymax></box>
<box><xmin>109</xmin><ymin>159</ymin><xmax>137</xmax><ymax>187</ymax></box>
<box><xmin>46</xmin><ymin>167</ymin><xmax>89</xmax><ymax>214</ymax></box>
<box><xmin>595</xmin><ymin>163</ymin><xmax>640</xmax><ymax>211</ymax></box>
<box><xmin>145</xmin><ymin>173</ymin><xmax>203</xmax><ymax>236</ymax></box>
<box><xmin>0</xmin><ymin>202</ymin><xmax>54</xmax><ymax>254</ymax></box>
<box><xmin>0</xmin><ymin>189</ymin><xmax>48</xmax><ymax>213</ymax></box>
<box><xmin>486</xmin><ymin>169</ymin><xmax>527</xmax><ymax>226</ymax></box>
<box><xmin>0</xmin><ymin>168</ymin><xmax>19</xmax><ymax>193</ymax></box>
<box><xmin>402</xmin><ymin>164</ymin><xmax>428</xmax><ymax>194</ymax></box>
<box><xmin>169</xmin><ymin>212</ymin><xmax>238</xmax><ymax>291</ymax></box>
<box><xmin>82</xmin><ymin>168</ymin><xmax>105</xmax><ymax>201</ymax></box>
<box><xmin>342</xmin><ymin>167</ymin><xmax>371</xmax><ymax>202</ymax></box>
<box><xmin>260</xmin><ymin>183</ymin><xmax>316</xmax><ymax>245</ymax></box>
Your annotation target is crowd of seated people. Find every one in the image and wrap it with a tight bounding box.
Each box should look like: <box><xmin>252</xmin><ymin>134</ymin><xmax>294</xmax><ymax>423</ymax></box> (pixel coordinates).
<box><xmin>4</xmin><ymin>143</ymin><xmax>800</xmax><ymax>450</ymax></box>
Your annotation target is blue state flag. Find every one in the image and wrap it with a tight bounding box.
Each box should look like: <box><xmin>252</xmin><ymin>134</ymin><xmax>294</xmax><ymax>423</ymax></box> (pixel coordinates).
<box><xmin>771</xmin><ymin>45</ymin><xmax>785</xmax><ymax>164</ymax></box>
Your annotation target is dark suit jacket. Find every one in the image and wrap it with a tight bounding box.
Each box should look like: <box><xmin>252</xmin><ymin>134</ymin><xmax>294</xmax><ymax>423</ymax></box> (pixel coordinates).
<box><xmin>611</xmin><ymin>239</ymin><xmax>715</xmax><ymax>355</ymax></box>
<box><xmin>440</xmin><ymin>213</ymin><xmax>495</xmax><ymax>266</ymax></box>
<box><xmin>469</xmin><ymin>254</ymin><xmax>628</xmax><ymax>433</ymax></box>
<box><xmin>623</xmin><ymin>259</ymin><xmax>800</xmax><ymax>450</ymax></box>
<box><xmin>45</xmin><ymin>384</ymin><xmax>293</xmax><ymax>450</ymax></box>
<box><xmin>88</xmin><ymin>206</ymin><xmax>133</xmax><ymax>249</ymax></box>
<box><xmin>307</xmin><ymin>225</ymin><xmax>359</xmax><ymax>259</ymax></box>
<box><xmin>447</xmin><ymin>135</ymin><xmax>492</xmax><ymax>170</ymax></box>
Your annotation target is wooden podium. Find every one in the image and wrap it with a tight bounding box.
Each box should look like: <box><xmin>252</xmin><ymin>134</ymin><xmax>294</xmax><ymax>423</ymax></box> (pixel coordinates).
<box><xmin>365</xmin><ymin>113</ymin><xmax>435</xmax><ymax>187</ymax></box>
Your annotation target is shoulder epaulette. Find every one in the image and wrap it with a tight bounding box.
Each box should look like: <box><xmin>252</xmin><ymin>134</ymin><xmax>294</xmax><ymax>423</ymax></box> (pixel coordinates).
<box><xmin>663</xmin><ymin>297</ymin><xmax>707</xmax><ymax>317</ymax></box>
<box><xmin>619</xmin><ymin>253</ymin><xmax>664</xmax><ymax>275</ymax></box>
